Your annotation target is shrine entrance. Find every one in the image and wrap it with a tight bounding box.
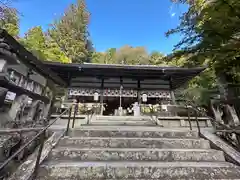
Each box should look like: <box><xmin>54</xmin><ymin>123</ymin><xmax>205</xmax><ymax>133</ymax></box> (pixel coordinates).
<box><xmin>103</xmin><ymin>96</ymin><xmax>137</xmax><ymax>116</ymax></box>
<box><xmin>103</xmin><ymin>97</ymin><xmax>118</xmax><ymax>115</ymax></box>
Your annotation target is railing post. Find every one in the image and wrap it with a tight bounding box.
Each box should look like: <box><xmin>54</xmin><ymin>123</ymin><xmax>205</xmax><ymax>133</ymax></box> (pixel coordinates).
<box><xmin>187</xmin><ymin>106</ymin><xmax>192</xmax><ymax>130</ymax></box>
<box><xmin>195</xmin><ymin>110</ymin><xmax>201</xmax><ymax>135</ymax></box>
<box><xmin>90</xmin><ymin>108</ymin><xmax>95</xmax><ymax>124</ymax></box>
<box><xmin>87</xmin><ymin>109</ymin><xmax>91</xmax><ymax>125</ymax></box>
<box><xmin>72</xmin><ymin>103</ymin><xmax>78</xmax><ymax>128</ymax></box>
<box><xmin>32</xmin><ymin>129</ymin><xmax>46</xmax><ymax>179</ymax></box>
<box><xmin>87</xmin><ymin>110</ymin><xmax>90</xmax><ymax>125</ymax></box>
<box><xmin>66</xmin><ymin>107</ymin><xmax>72</xmax><ymax>136</ymax></box>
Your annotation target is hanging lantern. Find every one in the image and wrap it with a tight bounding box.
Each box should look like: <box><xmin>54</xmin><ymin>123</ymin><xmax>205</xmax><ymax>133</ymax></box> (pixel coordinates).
<box><xmin>94</xmin><ymin>92</ymin><xmax>99</xmax><ymax>101</ymax></box>
<box><xmin>142</xmin><ymin>94</ymin><xmax>148</xmax><ymax>102</ymax></box>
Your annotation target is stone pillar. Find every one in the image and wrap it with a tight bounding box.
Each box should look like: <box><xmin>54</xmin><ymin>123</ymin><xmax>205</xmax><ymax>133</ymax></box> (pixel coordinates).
<box><xmin>170</xmin><ymin>91</ymin><xmax>176</xmax><ymax>105</ymax></box>
<box><xmin>8</xmin><ymin>94</ymin><xmax>28</xmax><ymax>121</ymax></box>
<box><xmin>41</xmin><ymin>80</ymin><xmax>56</xmax><ymax>126</ymax></box>
<box><xmin>0</xmin><ymin>87</ymin><xmax>8</xmax><ymax>108</ymax></box>
<box><xmin>225</xmin><ymin>104</ymin><xmax>239</xmax><ymax>126</ymax></box>
<box><xmin>0</xmin><ymin>59</ymin><xmax>8</xmax><ymax>111</ymax></box>
<box><xmin>26</xmin><ymin>100</ymin><xmax>42</xmax><ymax>122</ymax></box>
<box><xmin>118</xmin><ymin>106</ymin><xmax>123</xmax><ymax>116</ymax></box>
<box><xmin>217</xmin><ymin>73</ymin><xmax>228</xmax><ymax>100</ymax></box>
<box><xmin>210</xmin><ymin>100</ymin><xmax>222</xmax><ymax>123</ymax></box>
<box><xmin>0</xmin><ymin>59</ymin><xmax>7</xmax><ymax>73</ymax></box>
<box><xmin>169</xmin><ymin>77</ymin><xmax>176</xmax><ymax>105</ymax></box>
<box><xmin>0</xmin><ymin>87</ymin><xmax>8</xmax><ymax>127</ymax></box>
<box><xmin>8</xmin><ymin>68</ymin><xmax>33</xmax><ymax>121</ymax></box>
<box><xmin>180</xmin><ymin>119</ymin><xmax>186</xmax><ymax>127</ymax></box>
<box><xmin>42</xmin><ymin>90</ymin><xmax>55</xmax><ymax>125</ymax></box>
<box><xmin>133</xmin><ymin>102</ymin><xmax>140</xmax><ymax>116</ymax></box>
<box><xmin>217</xmin><ymin>74</ymin><xmax>240</xmax><ymax>125</ymax></box>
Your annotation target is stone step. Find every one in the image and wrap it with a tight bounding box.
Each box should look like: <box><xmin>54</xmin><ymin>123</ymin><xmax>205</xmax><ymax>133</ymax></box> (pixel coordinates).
<box><xmin>37</xmin><ymin>161</ymin><xmax>240</xmax><ymax>179</ymax></box>
<box><xmin>158</xmin><ymin>116</ymin><xmax>210</xmax><ymax>120</ymax></box>
<box><xmin>68</xmin><ymin>128</ymin><xmax>198</xmax><ymax>138</ymax></box>
<box><xmin>58</xmin><ymin>137</ymin><xmax>210</xmax><ymax>149</ymax></box>
<box><xmin>48</xmin><ymin>148</ymin><xmax>225</xmax><ymax>162</ymax></box>
<box><xmin>89</xmin><ymin>120</ymin><xmax>155</xmax><ymax>126</ymax></box>
<box><xmin>96</xmin><ymin>116</ymin><xmax>151</xmax><ymax>121</ymax></box>
<box><xmin>76</xmin><ymin>126</ymin><xmax>192</xmax><ymax>131</ymax></box>
<box><xmin>84</xmin><ymin>124</ymin><xmax>158</xmax><ymax>127</ymax></box>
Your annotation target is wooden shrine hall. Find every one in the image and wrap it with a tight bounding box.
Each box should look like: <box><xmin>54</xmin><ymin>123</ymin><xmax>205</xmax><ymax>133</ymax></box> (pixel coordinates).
<box><xmin>43</xmin><ymin>62</ymin><xmax>206</xmax><ymax>115</ymax></box>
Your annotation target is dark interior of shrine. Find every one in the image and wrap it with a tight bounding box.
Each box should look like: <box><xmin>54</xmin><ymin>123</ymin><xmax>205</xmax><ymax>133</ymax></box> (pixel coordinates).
<box><xmin>68</xmin><ymin>95</ymin><xmax>170</xmax><ymax>115</ymax></box>
<box><xmin>102</xmin><ymin>96</ymin><xmax>137</xmax><ymax>115</ymax></box>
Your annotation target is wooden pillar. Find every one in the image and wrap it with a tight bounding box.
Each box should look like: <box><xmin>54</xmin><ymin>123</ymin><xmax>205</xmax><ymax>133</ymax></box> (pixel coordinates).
<box><xmin>170</xmin><ymin>77</ymin><xmax>176</xmax><ymax>105</ymax></box>
<box><xmin>119</xmin><ymin>77</ymin><xmax>123</xmax><ymax>108</ymax></box>
<box><xmin>100</xmin><ymin>78</ymin><xmax>104</xmax><ymax>115</ymax></box>
<box><xmin>137</xmin><ymin>80</ymin><xmax>141</xmax><ymax>104</ymax></box>
<box><xmin>119</xmin><ymin>77</ymin><xmax>123</xmax><ymax>116</ymax></box>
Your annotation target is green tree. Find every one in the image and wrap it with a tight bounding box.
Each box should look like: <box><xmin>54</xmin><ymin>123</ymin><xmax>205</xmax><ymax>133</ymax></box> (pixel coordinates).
<box><xmin>149</xmin><ymin>51</ymin><xmax>165</xmax><ymax>65</ymax></box>
<box><xmin>0</xmin><ymin>2</ymin><xmax>71</xmax><ymax>63</ymax></box>
<box><xmin>166</xmin><ymin>0</ymin><xmax>240</xmax><ymax>106</ymax></box>
<box><xmin>175</xmin><ymin>67</ymin><xmax>217</xmax><ymax>106</ymax></box>
<box><xmin>44</xmin><ymin>37</ymin><xmax>71</xmax><ymax>63</ymax></box>
<box><xmin>23</xmin><ymin>26</ymin><xmax>47</xmax><ymax>60</ymax></box>
<box><xmin>85</xmin><ymin>38</ymin><xmax>94</xmax><ymax>62</ymax></box>
<box><xmin>115</xmin><ymin>46</ymin><xmax>150</xmax><ymax>65</ymax></box>
<box><xmin>105</xmin><ymin>48</ymin><xmax>117</xmax><ymax>64</ymax></box>
<box><xmin>0</xmin><ymin>7</ymin><xmax>19</xmax><ymax>37</ymax></box>
<box><xmin>91</xmin><ymin>46</ymin><xmax>151</xmax><ymax>65</ymax></box>
<box><xmin>23</xmin><ymin>26</ymin><xmax>70</xmax><ymax>63</ymax></box>
<box><xmin>167</xmin><ymin>0</ymin><xmax>240</xmax><ymax>83</ymax></box>
<box><xmin>49</xmin><ymin>0</ymin><xmax>90</xmax><ymax>63</ymax></box>
<box><xmin>91</xmin><ymin>52</ymin><xmax>106</xmax><ymax>64</ymax></box>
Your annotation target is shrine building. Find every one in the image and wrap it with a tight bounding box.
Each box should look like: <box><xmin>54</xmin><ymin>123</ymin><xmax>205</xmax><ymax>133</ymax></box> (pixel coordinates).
<box><xmin>44</xmin><ymin>62</ymin><xmax>205</xmax><ymax>115</ymax></box>
<box><xmin>0</xmin><ymin>29</ymin><xmax>205</xmax><ymax>117</ymax></box>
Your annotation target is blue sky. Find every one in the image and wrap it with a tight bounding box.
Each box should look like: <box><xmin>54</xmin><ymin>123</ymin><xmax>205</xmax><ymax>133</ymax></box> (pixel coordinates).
<box><xmin>13</xmin><ymin>0</ymin><xmax>187</xmax><ymax>54</ymax></box>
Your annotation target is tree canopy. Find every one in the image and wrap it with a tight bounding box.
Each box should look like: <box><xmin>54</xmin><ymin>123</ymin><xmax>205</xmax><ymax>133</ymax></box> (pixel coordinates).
<box><xmin>49</xmin><ymin>0</ymin><xmax>91</xmax><ymax>63</ymax></box>
<box><xmin>22</xmin><ymin>26</ymin><xmax>71</xmax><ymax>63</ymax></box>
<box><xmin>0</xmin><ymin>0</ymin><xmax>91</xmax><ymax>63</ymax></box>
<box><xmin>0</xmin><ymin>6</ymin><xmax>19</xmax><ymax>37</ymax></box>
<box><xmin>91</xmin><ymin>46</ymin><xmax>166</xmax><ymax>66</ymax></box>
<box><xmin>164</xmin><ymin>0</ymin><xmax>240</xmax><ymax>105</ymax></box>
<box><xmin>167</xmin><ymin>0</ymin><xmax>240</xmax><ymax>83</ymax></box>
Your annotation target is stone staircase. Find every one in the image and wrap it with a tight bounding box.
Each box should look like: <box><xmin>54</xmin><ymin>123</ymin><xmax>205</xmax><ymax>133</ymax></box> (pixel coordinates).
<box><xmin>89</xmin><ymin>116</ymin><xmax>157</xmax><ymax>126</ymax></box>
<box><xmin>36</xmin><ymin>117</ymin><xmax>240</xmax><ymax>179</ymax></box>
